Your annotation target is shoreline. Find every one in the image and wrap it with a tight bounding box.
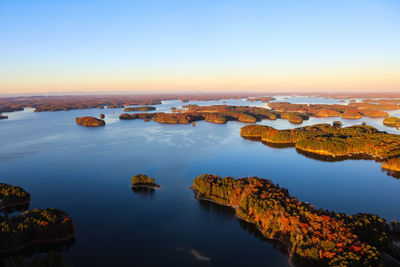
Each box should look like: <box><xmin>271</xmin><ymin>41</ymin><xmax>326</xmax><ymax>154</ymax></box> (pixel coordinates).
<box><xmin>242</xmin><ymin>133</ymin><xmax>400</xmax><ymax>173</ymax></box>
<box><xmin>191</xmin><ymin>187</ymin><xmax>294</xmax><ymax>266</ymax></box>
<box><xmin>132</xmin><ymin>184</ymin><xmax>161</xmax><ymax>189</ymax></box>
<box><xmin>0</xmin><ymin>199</ymin><xmax>30</xmax><ymax>210</ymax></box>
<box><xmin>0</xmin><ymin>232</ymin><xmax>75</xmax><ymax>254</ymax></box>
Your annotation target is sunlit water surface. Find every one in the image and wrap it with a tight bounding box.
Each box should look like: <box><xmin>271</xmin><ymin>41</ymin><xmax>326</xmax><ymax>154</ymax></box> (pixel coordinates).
<box><xmin>1</xmin><ymin>96</ymin><xmax>400</xmax><ymax>266</ymax></box>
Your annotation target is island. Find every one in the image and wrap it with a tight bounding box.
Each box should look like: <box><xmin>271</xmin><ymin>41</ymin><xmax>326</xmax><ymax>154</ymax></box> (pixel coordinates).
<box><xmin>0</xmin><ymin>114</ymin><xmax>8</xmax><ymax>120</ymax></box>
<box><xmin>192</xmin><ymin>174</ymin><xmax>400</xmax><ymax>266</ymax></box>
<box><xmin>383</xmin><ymin>117</ymin><xmax>400</xmax><ymax>128</ymax></box>
<box><xmin>119</xmin><ymin>105</ymin><xmax>309</xmax><ymax>125</ymax></box>
<box><xmin>99</xmin><ymin>113</ymin><xmax>105</xmax><ymax>119</ymax></box>
<box><xmin>240</xmin><ymin>123</ymin><xmax>400</xmax><ymax>175</ymax></box>
<box><xmin>0</xmin><ymin>183</ymin><xmax>74</xmax><ymax>253</ymax></box>
<box><xmin>75</xmin><ymin>116</ymin><xmax>105</xmax><ymax>127</ymax></box>
<box><xmin>0</xmin><ymin>208</ymin><xmax>75</xmax><ymax>253</ymax></box>
<box><xmin>268</xmin><ymin>102</ymin><xmax>392</xmax><ymax>119</ymax></box>
<box><xmin>124</xmin><ymin>106</ymin><xmax>156</xmax><ymax>112</ymax></box>
<box><xmin>131</xmin><ymin>174</ymin><xmax>160</xmax><ymax>189</ymax></box>
<box><xmin>341</xmin><ymin>110</ymin><xmax>362</xmax><ymax>120</ymax></box>
<box><xmin>0</xmin><ymin>183</ymin><xmax>31</xmax><ymax>209</ymax></box>
<box><xmin>246</xmin><ymin>96</ymin><xmax>276</xmax><ymax>102</ymax></box>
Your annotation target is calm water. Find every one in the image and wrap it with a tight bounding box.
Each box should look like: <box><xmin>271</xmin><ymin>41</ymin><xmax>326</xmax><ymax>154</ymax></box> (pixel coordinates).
<box><xmin>1</xmin><ymin>96</ymin><xmax>400</xmax><ymax>266</ymax></box>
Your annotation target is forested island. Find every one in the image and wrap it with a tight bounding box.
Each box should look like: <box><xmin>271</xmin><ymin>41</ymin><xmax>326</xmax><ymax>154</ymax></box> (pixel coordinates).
<box><xmin>120</xmin><ymin>105</ymin><xmax>308</xmax><ymax>125</ymax></box>
<box><xmin>192</xmin><ymin>174</ymin><xmax>400</xmax><ymax>266</ymax></box>
<box><xmin>0</xmin><ymin>183</ymin><xmax>74</xmax><ymax>253</ymax></box>
<box><xmin>246</xmin><ymin>96</ymin><xmax>276</xmax><ymax>102</ymax></box>
<box><xmin>383</xmin><ymin>117</ymin><xmax>400</xmax><ymax>128</ymax></box>
<box><xmin>75</xmin><ymin>116</ymin><xmax>105</xmax><ymax>127</ymax></box>
<box><xmin>240</xmin><ymin>123</ymin><xmax>400</xmax><ymax>174</ymax></box>
<box><xmin>268</xmin><ymin>102</ymin><xmax>396</xmax><ymax>119</ymax></box>
<box><xmin>0</xmin><ymin>183</ymin><xmax>30</xmax><ymax>209</ymax></box>
<box><xmin>0</xmin><ymin>208</ymin><xmax>74</xmax><ymax>253</ymax></box>
<box><xmin>131</xmin><ymin>174</ymin><xmax>160</xmax><ymax>189</ymax></box>
<box><xmin>124</xmin><ymin>106</ymin><xmax>156</xmax><ymax>112</ymax></box>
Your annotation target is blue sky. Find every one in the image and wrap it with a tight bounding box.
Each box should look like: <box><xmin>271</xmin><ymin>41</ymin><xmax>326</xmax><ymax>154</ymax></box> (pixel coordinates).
<box><xmin>0</xmin><ymin>0</ymin><xmax>399</xmax><ymax>93</ymax></box>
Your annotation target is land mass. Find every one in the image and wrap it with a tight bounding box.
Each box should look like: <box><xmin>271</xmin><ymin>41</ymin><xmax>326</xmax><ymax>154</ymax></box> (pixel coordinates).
<box><xmin>383</xmin><ymin>117</ymin><xmax>400</xmax><ymax>128</ymax></box>
<box><xmin>131</xmin><ymin>174</ymin><xmax>160</xmax><ymax>189</ymax></box>
<box><xmin>120</xmin><ymin>105</ymin><xmax>308</xmax><ymax>125</ymax></box>
<box><xmin>0</xmin><ymin>183</ymin><xmax>31</xmax><ymax>210</ymax></box>
<box><xmin>0</xmin><ymin>184</ymin><xmax>74</xmax><ymax>253</ymax></box>
<box><xmin>0</xmin><ymin>93</ymin><xmax>272</xmax><ymax>113</ymax></box>
<box><xmin>268</xmin><ymin>102</ymin><xmax>394</xmax><ymax>120</ymax></box>
<box><xmin>192</xmin><ymin>174</ymin><xmax>400</xmax><ymax>266</ymax></box>
<box><xmin>124</xmin><ymin>106</ymin><xmax>156</xmax><ymax>112</ymax></box>
<box><xmin>75</xmin><ymin>116</ymin><xmax>105</xmax><ymax>127</ymax></box>
<box><xmin>241</xmin><ymin>123</ymin><xmax>400</xmax><ymax>175</ymax></box>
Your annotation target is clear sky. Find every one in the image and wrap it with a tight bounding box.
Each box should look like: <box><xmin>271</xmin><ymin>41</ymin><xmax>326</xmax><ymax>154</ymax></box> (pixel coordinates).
<box><xmin>1</xmin><ymin>0</ymin><xmax>399</xmax><ymax>94</ymax></box>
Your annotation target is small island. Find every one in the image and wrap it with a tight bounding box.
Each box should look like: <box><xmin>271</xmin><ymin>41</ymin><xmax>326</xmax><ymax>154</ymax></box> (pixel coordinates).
<box><xmin>0</xmin><ymin>183</ymin><xmax>31</xmax><ymax>209</ymax></box>
<box><xmin>383</xmin><ymin>117</ymin><xmax>400</xmax><ymax>128</ymax></box>
<box><xmin>0</xmin><ymin>114</ymin><xmax>8</xmax><ymax>120</ymax></box>
<box><xmin>124</xmin><ymin>106</ymin><xmax>156</xmax><ymax>112</ymax></box>
<box><xmin>99</xmin><ymin>113</ymin><xmax>105</xmax><ymax>119</ymax></box>
<box><xmin>241</xmin><ymin>123</ymin><xmax>400</xmax><ymax>175</ymax></box>
<box><xmin>131</xmin><ymin>174</ymin><xmax>160</xmax><ymax>189</ymax></box>
<box><xmin>75</xmin><ymin>116</ymin><xmax>105</xmax><ymax>127</ymax></box>
<box><xmin>192</xmin><ymin>174</ymin><xmax>400</xmax><ymax>266</ymax></box>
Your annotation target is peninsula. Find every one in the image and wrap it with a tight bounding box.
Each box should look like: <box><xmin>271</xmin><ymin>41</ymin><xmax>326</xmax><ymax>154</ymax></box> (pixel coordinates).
<box><xmin>241</xmin><ymin>123</ymin><xmax>400</xmax><ymax>174</ymax></box>
<box><xmin>192</xmin><ymin>174</ymin><xmax>400</xmax><ymax>266</ymax></box>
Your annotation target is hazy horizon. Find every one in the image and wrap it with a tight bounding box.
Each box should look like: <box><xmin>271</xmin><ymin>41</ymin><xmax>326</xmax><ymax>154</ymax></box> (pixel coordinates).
<box><xmin>1</xmin><ymin>0</ymin><xmax>399</xmax><ymax>94</ymax></box>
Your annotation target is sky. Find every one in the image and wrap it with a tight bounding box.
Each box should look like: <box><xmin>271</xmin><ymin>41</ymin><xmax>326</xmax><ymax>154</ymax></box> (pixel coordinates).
<box><xmin>0</xmin><ymin>0</ymin><xmax>400</xmax><ymax>94</ymax></box>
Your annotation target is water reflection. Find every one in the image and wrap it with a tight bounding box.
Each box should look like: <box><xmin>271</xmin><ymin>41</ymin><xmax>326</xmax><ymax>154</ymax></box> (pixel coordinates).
<box><xmin>196</xmin><ymin>199</ymin><xmax>288</xmax><ymax>256</ymax></box>
<box><xmin>242</xmin><ymin>136</ymin><xmax>400</xmax><ymax>179</ymax></box>
<box><xmin>0</xmin><ymin>239</ymin><xmax>74</xmax><ymax>266</ymax></box>
<box><xmin>381</xmin><ymin>168</ymin><xmax>400</xmax><ymax>179</ymax></box>
<box><xmin>131</xmin><ymin>186</ymin><xmax>156</xmax><ymax>199</ymax></box>
<box><xmin>1</xmin><ymin>203</ymin><xmax>30</xmax><ymax>215</ymax></box>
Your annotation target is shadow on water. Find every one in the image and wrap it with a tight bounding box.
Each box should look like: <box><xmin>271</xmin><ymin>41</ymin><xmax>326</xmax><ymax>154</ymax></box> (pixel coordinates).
<box><xmin>131</xmin><ymin>186</ymin><xmax>156</xmax><ymax>199</ymax></box>
<box><xmin>0</xmin><ymin>238</ymin><xmax>74</xmax><ymax>266</ymax></box>
<box><xmin>242</xmin><ymin>136</ymin><xmax>294</xmax><ymax>149</ymax></box>
<box><xmin>382</xmin><ymin>168</ymin><xmax>400</xmax><ymax>179</ymax></box>
<box><xmin>196</xmin><ymin>199</ymin><xmax>288</xmax><ymax>256</ymax></box>
<box><xmin>242</xmin><ymin>136</ymin><xmax>400</xmax><ymax>179</ymax></box>
<box><xmin>1</xmin><ymin>203</ymin><xmax>30</xmax><ymax>216</ymax></box>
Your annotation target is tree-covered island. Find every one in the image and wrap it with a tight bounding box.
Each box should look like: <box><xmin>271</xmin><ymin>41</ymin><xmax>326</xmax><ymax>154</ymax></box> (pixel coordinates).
<box><xmin>0</xmin><ymin>183</ymin><xmax>74</xmax><ymax>253</ymax></box>
<box><xmin>192</xmin><ymin>174</ymin><xmax>400</xmax><ymax>266</ymax></box>
<box><xmin>0</xmin><ymin>183</ymin><xmax>31</xmax><ymax>209</ymax></box>
<box><xmin>241</xmin><ymin>123</ymin><xmax>400</xmax><ymax>174</ymax></box>
<box><xmin>120</xmin><ymin>105</ymin><xmax>309</xmax><ymax>125</ymax></box>
<box><xmin>131</xmin><ymin>174</ymin><xmax>160</xmax><ymax>189</ymax></box>
<box><xmin>75</xmin><ymin>116</ymin><xmax>105</xmax><ymax>127</ymax></box>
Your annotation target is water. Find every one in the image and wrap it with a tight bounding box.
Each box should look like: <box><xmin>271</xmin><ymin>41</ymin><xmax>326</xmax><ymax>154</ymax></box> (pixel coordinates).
<box><xmin>1</xmin><ymin>96</ymin><xmax>400</xmax><ymax>266</ymax></box>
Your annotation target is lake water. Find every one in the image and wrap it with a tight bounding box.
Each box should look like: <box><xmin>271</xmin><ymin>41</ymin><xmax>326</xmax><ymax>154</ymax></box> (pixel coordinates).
<box><xmin>1</xmin><ymin>96</ymin><xmax>400</xmax><ymax>266</ymax></box>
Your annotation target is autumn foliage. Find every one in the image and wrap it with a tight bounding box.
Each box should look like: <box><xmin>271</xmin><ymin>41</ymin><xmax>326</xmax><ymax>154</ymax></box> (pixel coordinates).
<box><xmin>241</xmin><ymin>123</ymin><xmax>400</xmax><ymax>173</ymax></box>
<box><xmin>192</xmin><ymin>174</ymin><xmax>400</xmax><ymax>266</ymax></box>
